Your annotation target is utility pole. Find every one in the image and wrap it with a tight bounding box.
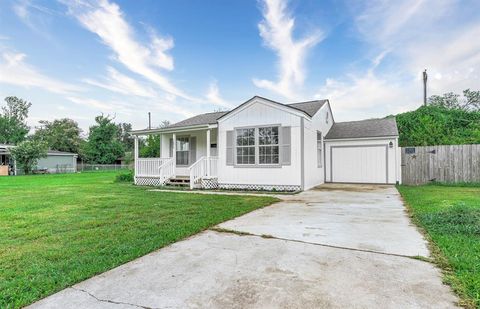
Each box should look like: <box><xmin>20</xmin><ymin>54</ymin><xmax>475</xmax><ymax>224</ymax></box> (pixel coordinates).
<box><xmin>423</xmin><ymin>69</ymin><xmax>428</xmax><ymax>106</ymax></box>
<box><xmin>148</xmin><ymin>112</ymin><xmax>151</xmax><ymax>129</ymax></box>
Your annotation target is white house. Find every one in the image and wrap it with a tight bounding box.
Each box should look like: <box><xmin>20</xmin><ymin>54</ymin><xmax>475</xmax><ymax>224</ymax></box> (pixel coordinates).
<box><xmin>131</xmin><ymin>96</ymin><xmax>401</xmax><ymax>191</ymax></box>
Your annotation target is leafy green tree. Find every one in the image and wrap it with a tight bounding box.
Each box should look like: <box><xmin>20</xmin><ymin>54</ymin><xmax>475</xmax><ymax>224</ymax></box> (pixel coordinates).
<box><xmin>0</xmin><ymin>96</ymin><xmax>31</xmax><ymax>144</ymax></box>
<box><xmin>116</xmin><ymin>122</ymin><xmax>134</xmax><ymax>152</ymax></box>
<box><xmin>140</xmin><ymin>135</ymin><xmax>160</xmax><ymax>157</ymax></box>
<box><xmin>82</xmin><ymin>115</ymin><xmax>124</xmax><ymax>164</ymax></box>
<box><xmin>139</xmin><ymin>120</ymin><xmax>170</xmax><ymax>158</ymax></box>
<box><xmin>10</xmin><ymin>140</ymin><xmax>48</xmax><ymax>174</ymax></box>
<box><xmin>428</xmin><ymin>89</ymin><xmax>480</xmax><ymax>111</ymax></box>
<box><xmin>33</xmin><ymin>118</ymin><xmax>82</xmax><ymax>153</ymax></box>
<box><xmin>395</xmin><ymin>105</ymin><xmax>480</xmax><ymax>146</ymax></box>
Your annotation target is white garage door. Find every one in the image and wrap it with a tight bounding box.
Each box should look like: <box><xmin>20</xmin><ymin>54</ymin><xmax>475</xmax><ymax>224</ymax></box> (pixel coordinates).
<box><xmin>331</xmin><ymin>145</ymin><xmax>388</xmax><ymax>184</ymax></box>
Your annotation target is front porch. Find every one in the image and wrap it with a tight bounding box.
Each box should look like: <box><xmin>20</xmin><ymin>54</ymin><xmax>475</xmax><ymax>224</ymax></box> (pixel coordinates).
<box><xmin>132</xmin><ymin>126</ymin><xmax>219</xmax><ymax>189</ymax></box>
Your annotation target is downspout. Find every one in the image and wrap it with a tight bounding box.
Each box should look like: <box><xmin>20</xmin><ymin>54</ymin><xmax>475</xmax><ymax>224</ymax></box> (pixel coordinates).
<box><xmin>300</xmin><ymin>117</ymin><xmax>305</xmax><ymax>191</ymax></box>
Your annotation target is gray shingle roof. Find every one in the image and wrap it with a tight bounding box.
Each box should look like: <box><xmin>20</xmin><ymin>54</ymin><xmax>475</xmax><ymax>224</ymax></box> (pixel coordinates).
<box><xmin>47</xmin><ymin>150</ymin><xmax>77</xmax><ymax>155</ymax></box>
<box><xmin>164</xmin><ymin>98</ymin><xmax>327</xmax><ymax>129</ymax></box>
<box><xmin>287</xmin><ymin>100</ymin><xmax>328</xmax><ymax>117</ymax></box>
<box><xmin>325</xmin><ymin>118</ymin><xmax>398</xmax><ymax>139</ymax></box>
<box><xmin>164</xmin><ymin>111</ymin><xmax>229</xmax><ymax>129</ymax></box>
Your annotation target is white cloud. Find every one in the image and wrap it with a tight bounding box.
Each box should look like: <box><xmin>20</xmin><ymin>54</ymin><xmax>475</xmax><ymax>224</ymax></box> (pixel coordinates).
<box><xmin>318</xmin><ymin>0</ymin><xmax>480</xmax><ymax>121</ymax></box>
<box><xmin>353</xmin><ymin>0</ymin><xmax>480</xmax><ymax>96</ymax></box>
<box><xmin>83</xmin><ymin>66</ymin><xmax>157</xmax><ymax>98</ymax></box>
<box><xmin>62</xmin><ymin>0</ymin><xmax>194</xmax><ymax>100</ymax></box>
<box><xmin>315</xmin><ymin>70</ymin><xmax>418</xmax><ymax>121</ymax></box>
<box><xmin>0</xmin><ymin>51</ymin><xmax>82</xmax><ymax>94</ymax></box>
<box><xmin>253</xmin><ymin>0</ymin><xmax>323</xmax><ymax>100</ymax></box>
<box><xmin>13</xmin><ymin>0</ymin><xmax>58</xmax><ymax>39</ymax></box>
<box><xmin>205</xmin><ymin>80</ymin><xmax>233</xmax><ymax>109</ymax></box>
<box><xmin>67</xmin><ymin>96</ymin><xmax>117</xmax><ymax>111</ymax></box>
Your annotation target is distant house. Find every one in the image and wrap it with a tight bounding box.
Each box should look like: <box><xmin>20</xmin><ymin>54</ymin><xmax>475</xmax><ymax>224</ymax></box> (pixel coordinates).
<box><xmin>130</xmin><ymin>96</ymin><xmax>401</xmax><ymax>190</ymax></box>
<box><xmin>0</xmin><ymin>144</ymin><xmax>78</xmax><ymax>175</ymax></box>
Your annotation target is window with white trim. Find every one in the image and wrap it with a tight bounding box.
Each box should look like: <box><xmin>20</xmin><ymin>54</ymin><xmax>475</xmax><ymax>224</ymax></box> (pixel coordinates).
<box><xmin>176</xmin><ymin>137</ymin><xmax>189</xmax><ymax>165</ymax></box>
<box><xmin>236</xmin><ymin>128</ymin><xmax>255</xmax><ymax>164</ymax></box>
<box><xmin>317</xmin><ymin>131</ymin><xmax>323</xmax><ymax>167</ymax></box>
<box><xmin>259</xmin><ymin>126</ymin><xmax>279</xmax><ymax>164</ymax></box>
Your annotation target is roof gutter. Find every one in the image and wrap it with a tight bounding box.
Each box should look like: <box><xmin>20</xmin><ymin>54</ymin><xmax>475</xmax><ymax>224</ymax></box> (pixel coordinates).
<box><xmin>131</xmin><ymin>123</ymin><xmax>217</xmax><ymax>135</ymax></box>
<box><xmin>324</xmin><ymin>135</ymin><xmax>399</xmax><ymax>142</ymax></box>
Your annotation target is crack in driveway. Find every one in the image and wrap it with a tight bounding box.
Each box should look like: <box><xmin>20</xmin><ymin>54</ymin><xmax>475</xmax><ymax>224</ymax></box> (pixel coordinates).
<box><xmin>209</xmin><ymin>227</ymin><xmax>433</xmax><ymax>262</ymax></box>
<box><xmin>71</xmin><ymin>287</ymin><xmax>167</xmax><ymax>309</ymax></box>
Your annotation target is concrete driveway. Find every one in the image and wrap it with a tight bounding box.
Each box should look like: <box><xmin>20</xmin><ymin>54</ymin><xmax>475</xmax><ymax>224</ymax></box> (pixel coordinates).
<box><xmin>29</xmin><ymin>184</ymin><xmax>458</xmax><ymax>309</ymax></box>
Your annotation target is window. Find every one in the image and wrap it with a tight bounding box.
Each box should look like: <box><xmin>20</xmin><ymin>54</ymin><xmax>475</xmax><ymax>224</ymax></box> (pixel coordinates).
<box><xmin>317</xmin><ymin>131</ymin><xmax>322</xmax><ymax>167</ymax></box>
<box><xmin>236</xmin><ymin>128</ymin><xmax>255</xmax><ymax>164</ymax></box>
<box><xmin>259</xmin><ymin>126</ymin><xmax>279</xmax><ymax>164</ymax></box>
<box><xmin>176</xmin><ymin>137</ymin><xmax>189</xmax><ymax>165</ymax></box>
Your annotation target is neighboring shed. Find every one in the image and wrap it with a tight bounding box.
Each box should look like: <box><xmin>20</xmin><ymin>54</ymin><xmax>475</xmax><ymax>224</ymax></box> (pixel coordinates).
<box><xmin>34</xmin><ymin>150</ymin><xmax>78</xmax><ymax>174</ymax></box>
<box><xmin>0</xmin><ymin>144</ymin><xmax>78</xmax><ymax>175</ymax></box>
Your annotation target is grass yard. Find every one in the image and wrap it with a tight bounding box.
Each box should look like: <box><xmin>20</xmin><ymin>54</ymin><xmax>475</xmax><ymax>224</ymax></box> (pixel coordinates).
<box><xmin>397</xmin><ymin>184</ymin><xmax>480</xmax><ymax>308</ymax></box>
<box><xmin>0</xmin><ymin>172</ymin><xmax>277</xmax><ymax>308</ymax></box>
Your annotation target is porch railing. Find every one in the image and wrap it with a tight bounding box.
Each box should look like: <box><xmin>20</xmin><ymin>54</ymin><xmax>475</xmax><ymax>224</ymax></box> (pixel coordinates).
<box><xmin>158</xmin><ymin>158</ymin><xmax>175</xmax><ymax>183</ymax></box>
<box><xmin>135</xmin><ymin>158</ymin><xmax>170</xmax><ymax>177</ymax></box>
<box><xmin>189</xmin><ymin>156</ymin><xmax>218</xmax><ymax>189</ymax></box>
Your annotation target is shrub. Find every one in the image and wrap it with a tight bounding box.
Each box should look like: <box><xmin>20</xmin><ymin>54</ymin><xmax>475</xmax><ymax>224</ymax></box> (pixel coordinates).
<box><xmin>115</xmin><ymin>170</ymin><xmax>134</xmax><ymax>182</ymax></box>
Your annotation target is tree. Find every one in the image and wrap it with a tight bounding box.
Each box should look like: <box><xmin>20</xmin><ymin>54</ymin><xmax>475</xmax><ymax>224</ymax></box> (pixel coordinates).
<box><xmin>140</xmin><ymin>135</ymin><xmax>160</xmax><ymax>157</ymax></box>
<box><xmin>10</xmin><ymin>140</ymin><xmax>48</xmax><ymax>174</ymax></box>
<box><xmin>395</xmin><ymin>105</ymin><xmax>480</xmax><ymax>147</ymax></box>
<box><xmin>0</xmin><ymin>96</ymin><xmax>32</xmax><ymax>144</ymax></box>
<box><xmin>33</xmin><ymin>118</ymin><xmax>82</xmax><ymax>153</ymax></box>
<box><xmin>139</xmin><ymin>120</ymin><xmax>171</xmax><ymax>158</ymax></box>
<box><xmin>116</xmin><ymin>122</ymin><xmax>134</xmax><ymax>152</ymax></box>
<box><xmin>82</xmin><ymin>115</ymin><xmax>124</xmax><ymax>164</ymax></box>
<box><xmin>428</xmin><ymin>89</ymin><xmax>480</xmax><ymax>111</ymax></box>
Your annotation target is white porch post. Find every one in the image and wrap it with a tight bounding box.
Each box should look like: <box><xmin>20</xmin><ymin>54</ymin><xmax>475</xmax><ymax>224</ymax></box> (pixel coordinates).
<box><xmin>159</xmin><ymin>134</ymin><xmax>162</xmax><ymax>158</ymax></box>
<box><xmin>134</xmin><ymin>135</ymin><xmax>139</xmax><ymax>183</ymax></box>
<box><xmin>172</xmin><ymin>133</ymin><xmax>176</xmax><ymax>177</ymax></box>
<box><xmin>206</xmin><ymin>129</ymin><xmax>211</xmax><ymax>176</ymax></box>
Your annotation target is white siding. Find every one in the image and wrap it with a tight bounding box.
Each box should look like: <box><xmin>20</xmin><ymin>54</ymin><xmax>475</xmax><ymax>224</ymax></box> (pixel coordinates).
<box><xmin>325</xmin><ymin>137</ymin><xmax>400</xmax><ymax>184</ymax></box>
<box><xmin>218</xmin><ymin>100</ymin><xmax>302</xmax><ymax>187</ymax></box>
<box><xmin>303</xmin><ymin>103</ymin><xmax>334</xmax><ymax>190</ymax></box>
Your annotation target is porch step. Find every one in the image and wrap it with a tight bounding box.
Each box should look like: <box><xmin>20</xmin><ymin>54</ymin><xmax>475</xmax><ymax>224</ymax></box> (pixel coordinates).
<box><xmin>165</xmin><ymin>177</ymin><xmax>190</xmax><ymax>186</ymax></box>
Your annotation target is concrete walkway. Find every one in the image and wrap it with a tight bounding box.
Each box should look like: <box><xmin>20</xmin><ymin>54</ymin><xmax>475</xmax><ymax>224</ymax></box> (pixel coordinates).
<box><xmin>29</xmin><ymin>184</ymin><xmax>458</xmax><ymax>309</ymax></box>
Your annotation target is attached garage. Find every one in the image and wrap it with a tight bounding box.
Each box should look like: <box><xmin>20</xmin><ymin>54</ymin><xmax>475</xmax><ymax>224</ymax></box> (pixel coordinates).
<box><xmin>324</xmin><ymin>118</ymin><xmax>401</xmax><ymax>184</ymax></box>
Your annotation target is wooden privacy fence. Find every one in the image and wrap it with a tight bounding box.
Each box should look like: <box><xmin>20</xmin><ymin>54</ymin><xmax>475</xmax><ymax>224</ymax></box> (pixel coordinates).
<box><xmin>401</xmin><ymin>144</ymin><xmax>480</xmax><ymax>185</ymax></box>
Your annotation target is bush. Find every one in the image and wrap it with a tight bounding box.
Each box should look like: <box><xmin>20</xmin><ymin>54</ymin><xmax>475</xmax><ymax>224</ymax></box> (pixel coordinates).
<box><xmin>115</xmin><ymin>170</ymin><xmax>134</xmax><ymax>182</ymax></box>
<box><xmin>395</xmin><ymin>105</ymin><xmax>480</xmax><ymax>147</ymax></box>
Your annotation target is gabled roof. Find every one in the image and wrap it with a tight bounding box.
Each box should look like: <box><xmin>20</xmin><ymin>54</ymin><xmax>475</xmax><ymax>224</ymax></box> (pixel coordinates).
<box><xmin>325</xmin><ymin>118</ymin><xmax>398</xmax><ymax>139</ymax></box>
<box><xmin>287</xmin><ymin>100</ymin><xmax>328</xmax><ymax>117</ymax></box>
<box><xmin>163</xmin><ymin>96</ymin><xmax>328</xmax><ymax>130</ymax></box>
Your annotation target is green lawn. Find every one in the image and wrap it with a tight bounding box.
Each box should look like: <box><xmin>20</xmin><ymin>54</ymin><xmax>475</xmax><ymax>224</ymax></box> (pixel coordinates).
<box><xmin>0</xmin><ymin>172</ymin><xmax>277</xmax><ymax>308</ymax></box>
<box><xmin>397</xmin><ymin>184</ymin><xmax>480</xmax><ymax>308</ymax></box>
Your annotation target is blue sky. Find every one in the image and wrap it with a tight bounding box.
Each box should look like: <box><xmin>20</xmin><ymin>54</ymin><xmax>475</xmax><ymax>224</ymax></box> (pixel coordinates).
<box><xmin>0</xmin><ymin>0</ymin><xmax>479</xmax><ymax>132</ymax></box>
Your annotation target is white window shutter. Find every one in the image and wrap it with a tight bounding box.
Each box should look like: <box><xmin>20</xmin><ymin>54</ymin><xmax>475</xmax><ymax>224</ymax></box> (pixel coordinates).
<box><xmin>226</xmin><ymin>130</ymin><xmax>234</xmax><ymax>165</ymax></box>
<box><xmin>169</xmin><ymin>138</ymin><xmax>173</xmax><ymax>157</ymax></box>
<box><xmin>280</xmin><ymin>126</ymin><xmax>291</xmax><ymax>165</ymax></box>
